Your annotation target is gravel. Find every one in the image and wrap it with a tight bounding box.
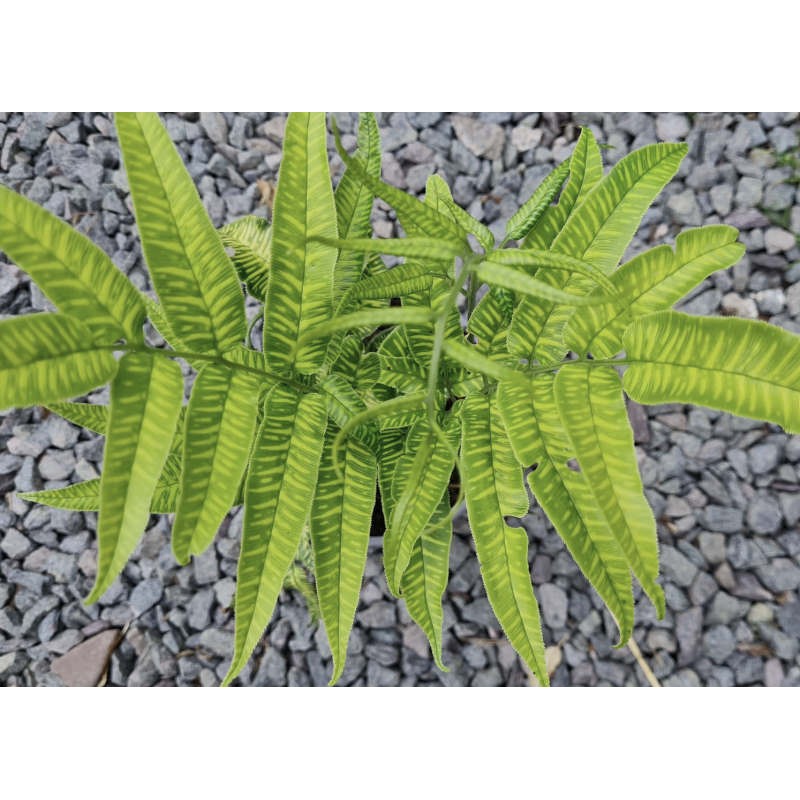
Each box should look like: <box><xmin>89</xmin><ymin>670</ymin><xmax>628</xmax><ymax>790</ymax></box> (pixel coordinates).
<box><xmin>1</xmin><ymin>111</ymin><xmax>799</xmax><ymax>686</ymax></box>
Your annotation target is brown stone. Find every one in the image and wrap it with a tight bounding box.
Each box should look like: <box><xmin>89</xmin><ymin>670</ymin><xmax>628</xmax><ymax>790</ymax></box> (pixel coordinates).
<box><xmin>51</xmin><ymin>629</ymin><xmax>121</xmax><ymax>687</ymax></box>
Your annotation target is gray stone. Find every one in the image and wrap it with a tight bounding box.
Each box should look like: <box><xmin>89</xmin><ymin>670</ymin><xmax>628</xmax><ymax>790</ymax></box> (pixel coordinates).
<box><xmin>471</xmin><ymin>666</ymin><xmax>503</xmax><ymax>687</ymax></box>
<box><xmin>199</xmin><ymin>112</ymin><xmax>228</xmax><ymax>145</ymax></box>
<box><xmin>776</xmin><ymin>601</ymin><xmax>800</xmax><ymax>637</ymax></box>
<box><xmin>735</xmin><ymin>176</ymin><xmax>763</xmax><ymax>208</ymax></box>
<box><xmin>689</xmin><ymin>571</ymin><xmax>718</xmax><ymax>606</ymax></box>
<box><xmin>698</xmin><ymin>532</ymin><xmax>726</xmax><ymax>565</ymax></box>
<box><xmin>397</xmin><ymin>141</ymin><xmax>434</xmax><ymax>164</ymax></box>
<box><xmin>37</xmin><ymin>450</ymin><xmax>76</xmax><ymax>480</ymax></box>
<box><xmin>380</xmin><ymin>115</ymin><xmax>417</xmax><ymax>151</ymax></box>
<box><xmin>728</xmin><ymin>120</ymin><xmax>767</xmax><ymax>154</ymax></box>
<box><xmin>0</xmin><ymin>651</ymin><xmax>27</xmax><ymax>679</ymax></box>
<box><xmin>198</xmin><ymin>628</ymin><xmax>234</xmax><ymax>657</ymax></box>
<box><xmin>678</xmin><ymin>288</ymin><xmax>721</xmax><ymax>316</ymax></box>
<box><xmin>656</xmin><ymin>113</ymin><xmax>690</xmax><ymax>141</ymax></box>
<box><xmin>709</xmin><ymin>183</ymin><xmax>733</xmax><ymax>216</ymax></box>
<box><xmin>23</xmin><ymin>547</ymin><xmax>76</xmax><ymax>582</ymax></box>
<box><xmin>451</xmin><ymin>115</ymin><xmax>505</xmax><ymax>160</ymax></box>
<box><xmin>357</xmin><ymin>601</ymin><xmax>397</xmax><ymax>629</ymax></box>
<box><xmin>7</xmin><ymin>425</ymin><xmax>51</xmax><ymax>458</ymax></box>
<box><xmin>186</xmin><ymin>588</ymin><xmax>215</xmax><ymax>631</ymax></box>
<box><xmin>747</xmin><ymin>496</ymin><xmax>783</xmax><ymax>535</ymax></box>
<box><xmin>129</xmin><ymin>577</ymin><xmax>163</xmax><ymax>616</ymax></box>
<box><xmin>660</xmin><ymin>545</ymin><xmax>698</xmax><ymax>588</ymax></box>
<box><xmin>407</xmin><ymin>112</ymin><xmax>442</xmax><ymax>129</ymax></box>
<box><xmin>758</xmin><ymin>623</ymin><xmax>799</xmax><ymax>661</ymax></box>
<box><xmin>192</xmin><ymin>547</ymin><xmax>219</xmax><ymax>585</ymax></box>
<box><xmin>779</xmin><ymin>494</ymin><xmax>800</xmax><ymax>527</ymax></box>
<box><xmin>511</xmin><ymin>126</ymin><xmax>542</xmax><ymax>152</ymax></box>
<box><xmin>667</xmin><ymin>189</ymin><xmax>702</xmax><ymax>226</ymax></box>
<box><xmin>764</xmin><ymin>227</ymin><xmax>796</xmax><ymax>255</ymax></box>
<box><xmin>747</xmin><ymin>442</ymin><xmax>781</xmax><ymax>475</ymax></box>
<box><xmin>707</xmin><ymin>591</ymin><xmax>745</xmax><ymax>625</ymax></box>
<box><xmin>764</xmin><ymin>658</ymin><xmax>784</xmax><ymax>687</ymax></box>
<box><xmin>756</xmin><ymin>559</ymin><xmax>800</xmax><ymax>592</ymax></box>
<box><xmin>728</xmin><ymin>535</ymin><xmax>766</xmax><ymax>570</ymax></box>
<box><xmin>252</xmin><ymin>647</ymin><xmax>287</xmax><ymax>686</ymax></box>
<box><xmin>460</xmin><ymin>598</ymin><xmax>497</xmax><ymax>628</ymax></box>
<box><xmin>768</xmin><ymin>126</ymin><xmax>797</xmax><ymax>153</ymax></box>
<box><xmin>762</xmin><ymin>183</ymin><xmax>795</xmax><ymax>211</ymax></box>
<box><xmin>1</xmin><ymin>528</ymin><xmax>32</xmax><ymax>560</ymax></box>
<box><xmin>676</xmin><ymin>607</ymin><xmax>703</xmax><ymax>665</ymax></box>
<box><xmin>367</xmin><ymin>661</ymin><xmax>400</xmax><ymax>687</ymax></box>
<box><xmin>686</xmin><ymin>163</ymin><xmax>718</xmax><ymax>191</ymax></box>
<box><xmin>213</xmin><ymin>576</ymin><xmax>235</xmax><ymax>609</ymax></box>
<box><xmin>702</xmin><ymin>505</ymin><xmax>743</xmax><ymax>533</ymax></box>
<box><xmin>538</xmin><ymin>583</ymin><xmax>568</xmax><ymax>629</ymax></box>
<box><xmin>703</xmin><ymin>624</ymin><xmax>736</xmax><ymax>663</ymax></box>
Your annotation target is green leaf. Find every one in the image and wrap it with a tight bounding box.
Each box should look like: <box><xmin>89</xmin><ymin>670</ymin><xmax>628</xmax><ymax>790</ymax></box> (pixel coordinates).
<box><xmin>115</xmin><ymin>112</ymin><xmax>246</xmax><ymax>354</ymax></box>
<box><xmin>474</xmin><ymin>260</ymin><xmax>611</xmax><ymax>307</ymax></box>
<box><xmin>333</xmin><ymin>112</ymin><xmax>381</xmax><ymax>300</ymax></box>
<box><xmin>496</xmin><ymin>377</ymin><xmax>634</xmax><ymax>644</ymax></box>
<box><xmin>554</xmin><ymin>142</ymin><xmax>688</xmax><ymax>271</ymax></box>
<box><xmin>378</xmin><ymin>406</ymin><xmax>427</xmax><ymax>430</ymax></box>
<box><xmin>564</xmin><ymin>226</ymin><xmax>745</xmax><ymax>357</ymax></box>
<box><xmin>384</xmin><ymin>416</ymin><xmax>460</xmax><ymax>596</ymax></box>
<box><xmin>45</xmin><ymin>401</ymin><xmax>109</xmax><ymax>435</ymax></box>
<box><xmin>85</xmin><ymin>352</ymin><xmax>183</xmax><ymax>603</ymax></box>
<box><xmin>524</xmin><ymin>127</ymin><xmax>604</xmax><ymax>250</ymax></box>
<box><xmin>171</xmin><ymin>365</ymin><xmax>261</xmax><ymax>564</ymax></box>
<box><xmin>510</xmin><ymin>141</ymin><xmax>687</xmax><ymax>365</ymax></box>
<box><xmin>310</xmin><ymin>430</ymin><xmax>377</xmax><ymax>685</ymax></box>
<box><xmin>0</xmin><ymin>184</ymin><xmax>145</xmax><ymax>344</ymax></box>
<box><xmin>401</xmin><ymin>494</ymin><xmax>452</xmax><ymax>671</ymax></box>
<box><xmin>18</xmin><ymin>458</ymin><xmax>183</xmax><ymax>514</ymax></box>
<box><xmin>505</xmin><ymin>159</ymin><xmax>571</xmax><ymax>242</ymax></box>
<box><xmin>297</xmin><ymin>306</ymin><xmax>434</xmax><ymax>348</ymax></box>
<box><xmin>224</xmin><ymin>387</ymin><xmax>327</xmax><ymax>685</ymax></box>
<box><xmin>482</xmin><ymin>249</ymin><xmax>616</xmax><ymax>293</ymax></box>
<box><xmin>349</xmin><ymin>262</ymin><xmax>444</xmax><ymax>302</ymax></box>
<box><xmin>332</xmin><ymin>392</ymin><xmax>427</xmax><ymax>472</ymax></box>
<box><xmin>377</xmin><ymin>427</ymin><xmax>408</xmax><ymax>523</ymax></box>
<box><xmin>0</xmin><ymin>314</ymin><xmax>118</xmax><ymax>410</ymax></box>
<box><xmin>219</xmin><ymin>215</ymin><xmax>271</xmax><ymax>302</ymax></box>
<box><xmin>355</xmin><ymin>351</ymin><xmax>381</xmax><ymax>392</ymax></box>
<box><xmin>460</xmin><ymin>393</ymin><xmax>548</xmax><ymax>686</ymax></box>
<box><xmin>554</xmin><ymin>364</ymin><xmax>664</xmax><ymax>616</ymax></box>
<box><xmin>18</xmin><ymin>480</ymin><xmax>103</xmax><ymax>511</ymax></box>
<box><xmin>426</xmin><ymin>174</ymin><xmax>494</xmax><ymax>252</ymax></box>
<box><xmin>488</xmin><ymin>395</ymin><xmax>528</xmax><ymax>517</ymax></box>
<box><xmin>442</xmin><ymin>338</ymin><xmax>527</xmax><ymax>385</ymax></box>
<box><xmin>320</xmin><ymin>373</ymin><xmax>376</xmax><ymax>449</ymax></box>
<box><xmin>333</xmin><ymin>122</ymin><xmax>467</xmax><ymax>244</ymax></box>
<box><xmin>467</xmin><ymin>289</ymin><xmax>514</xmax><ymax>354</ymax></box>
<box><xmin>320</xmin><ymin>235</ymin><xmax>465</xmax><ymax>262</ymax></box>
<box><xmin>264</xmin><ymin>112</ymin><xmax>338</xmax><ymax>373</ymax></box>
<box><xmin>624</xmin><ymin>311</ymin><xmax>800</xmax><ymax>434</ymax></box>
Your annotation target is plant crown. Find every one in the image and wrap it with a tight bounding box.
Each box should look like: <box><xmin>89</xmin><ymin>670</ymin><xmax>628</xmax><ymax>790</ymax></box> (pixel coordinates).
<box><xmin>2</xmin><ymin>112</ymin><xmax>798</xmax><ymax>686</ymax></box>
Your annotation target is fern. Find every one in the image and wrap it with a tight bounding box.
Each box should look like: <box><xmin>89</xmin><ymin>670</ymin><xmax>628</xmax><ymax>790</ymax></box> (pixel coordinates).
<box><xmin>3</xmin><ymin>111</ymin><xmax>800</xmax><ymax>687</ymax></box>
